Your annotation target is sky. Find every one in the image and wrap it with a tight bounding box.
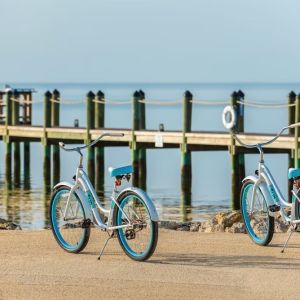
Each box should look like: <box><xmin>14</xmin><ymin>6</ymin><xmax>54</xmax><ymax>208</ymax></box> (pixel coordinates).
<box><xmin>0</xmin><ymin>0</ymin><xmax>300</xmax><ymax>83</ymax></box>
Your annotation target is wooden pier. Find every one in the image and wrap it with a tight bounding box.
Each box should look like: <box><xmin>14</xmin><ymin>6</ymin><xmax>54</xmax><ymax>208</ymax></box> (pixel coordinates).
<box><xmin>0</xmin><ymin>88</ymin><xmax>299</xmax><ymax>212</ymax></box>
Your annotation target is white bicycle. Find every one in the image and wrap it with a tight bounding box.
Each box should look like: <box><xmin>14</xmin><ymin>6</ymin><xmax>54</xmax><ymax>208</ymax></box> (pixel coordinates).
<box><xmin>223</xmin><ymin>105</ymin><xmax>300</xmax><ymax>252</ymax></box>
<box><xmin>50</xmin><ymin>133</ymin><xmax>159</xmax><ymax>261</ymax></box>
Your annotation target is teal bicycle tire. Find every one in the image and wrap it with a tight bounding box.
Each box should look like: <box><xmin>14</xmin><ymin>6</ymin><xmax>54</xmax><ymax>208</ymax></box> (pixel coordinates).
<box><xmin>241</xmin><ymin>180</ymin><xmax>274</xmax><ymax>246</ymax></box>
<box><xmin>113</xmin><ymin>191</ymin><xmax>158</xmax><ymax>261</ymax></box>
<box><xmin>50</xmin><ymin>186</ymin><xmax>90</xmax><ymax>253</ymax></box>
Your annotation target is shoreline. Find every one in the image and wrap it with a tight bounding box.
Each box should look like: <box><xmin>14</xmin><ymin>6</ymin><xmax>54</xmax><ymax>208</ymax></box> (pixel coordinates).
<box><xmin>1</xmin><ymin>210</ymin><xmax>290</xmax><ymax>234</ymax></box>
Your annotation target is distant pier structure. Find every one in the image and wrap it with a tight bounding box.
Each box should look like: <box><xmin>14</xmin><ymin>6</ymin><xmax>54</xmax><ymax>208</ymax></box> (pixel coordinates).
<box><xmin>0</xmin><ymin>85</ymin><xmax>34</xmax><ymax>189</ymax></box>
<box><xmin>0</xmin><ymin>86</ymin><xmax>299</xmax><ymax>218</ymax></box>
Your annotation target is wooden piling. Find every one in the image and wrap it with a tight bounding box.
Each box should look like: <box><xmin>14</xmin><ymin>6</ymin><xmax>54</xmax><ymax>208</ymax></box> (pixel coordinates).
<box><xmin>26</xmin><ymin>92</ymin><xmax>32</xmax><ymax>124</ymax></box>
<box><xmin>23</xmin><ymin>140</ymin><xmax>30</xmax><ymax>190</ymax></box>
<box><xmin>23</xmin><ymin>92</ymin><xmax>31</xmax><ymax>189</ymax></box>
<box><xmin>132</xmin><ymin>91</ymin><xmax>140</xmax><ymax>187</ymax></box>
<box><xmin>295</xmin><ymin>94</ymin><xmax>300</xmax><ymax>168</ymax></box>
<box><xmin>181</xmin><ymin>90</ymin><xmax>193</xmax><ymax>214</ymax></box>
<box><xmin>138</xmin><ymin>90</ymin><xmax>147</xmax><ymax>190</ymax></box>
<box><xmin>86</xmin><ymin>91</ymin><xmax>95</xmax><ymax>186</ymax></box>
<box><xmin>51</xmin><ymin>89</ymin><xmax>60</xmax><ymax>185</ymax></box>
<box><xmin>230</xmin><ymin>91</ymin><xmax>245</xmax><ymax>210</ymax></box>
<box><xmin>288</xmin><ymin>91</ymin><xmax>296</xmax><ymax>198</ymax></box>
<box><xmin>43</xmin><ymin>91</ymin><xmax>52</xmax><ymax>192</ymax></box>
<box><xmin>0</xmin><ymin>92</ymin><xmax>3</xmax><ymax>124</ymax></box>
<box><xmin>12</xmin><ymin>91</ymin><xmax>21</xmax><ymax>188</ymax></box>
<box><xmin>95</xmin><ymin>90</ymin><xmax>105</xmax><ymax>193</ymax></box>
<box><xmin>5</xmin><ymin>91</ymin><xmax>12</xmax><ymax>128</ymax></box>
<box><xmin>237</xmin><ymin>90</ymin><xmax>245</xmax><ymax>200</ymax></box>
<box><xmin>5</xmin><ymin>91</ymin><xmax>12</xmax><ymax>188</ymax></box>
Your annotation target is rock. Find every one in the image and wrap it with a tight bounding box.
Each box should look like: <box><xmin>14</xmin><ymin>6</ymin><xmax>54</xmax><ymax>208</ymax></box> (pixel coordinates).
<box><xmin>214</xmin><ymin>224</ymin><xmax>225</xmax><ymax>232</ymax></box>
<box><xmin>200</xmin><ymin>220</ymin><xmax>212</xmax><ymax>232</ymax></box>
<box><xmin>0</xmin><ymin>218</ymin><xmax>21</xmax><ymax>230</ymax></box>
<box><xmin>176</xmin><ymin>222</ymin><xmax>191</xmax><ymax>231</ymax></box>
<box><xmin>274</xmin><ymin>215</ymin><xmax>289</xmax><ymax>233</ymax></box>
<box><xmin>274</xmin><ymin>220</ymin><xmax>289</xmax><ymax>233</ymax></box>
<box><xmin>215</xmin><ymin>211</ymin><xmax>242</xmax><ymax>228</ymax></box>
<box><xmin>159</xmin><ymin>221</ymin><xmax>179</xmax><ymax>230</ymax></box>
<box><xmin>177</xmin><ymin>225</ymin><xmax>190</xmax><ymax>231</ymax></box>
<box><xmin>227</xmin><ymin>222</ymin><xmax>246</xmax><ymax>233</ymax></box>
<box><xmin>200</xmin><ymin>220</ymin><xmax>224</xmax><ymax>232</ymax></box>
<box><xmin>190</xmin><ymin>222</ymin><xmax>201</xmax><ymax>232</ymax></box>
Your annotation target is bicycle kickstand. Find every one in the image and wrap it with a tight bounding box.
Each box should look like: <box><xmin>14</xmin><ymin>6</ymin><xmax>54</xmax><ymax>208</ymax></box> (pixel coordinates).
<box><xmin>281</xmin><ymin>224</ymin><xmax>297</xmax><ymax>253</ymax></box>
<box><xmin>98</xmin><ymin>231</ymin><xmax>115</xmax><ymax>261</ymax></box>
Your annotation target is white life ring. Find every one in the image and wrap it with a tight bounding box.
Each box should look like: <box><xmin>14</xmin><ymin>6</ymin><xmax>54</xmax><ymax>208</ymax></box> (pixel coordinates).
<box><xmin>222</xmin><ymin>105</ymin><xmax>236</xmax><ymax>129</ymax></box>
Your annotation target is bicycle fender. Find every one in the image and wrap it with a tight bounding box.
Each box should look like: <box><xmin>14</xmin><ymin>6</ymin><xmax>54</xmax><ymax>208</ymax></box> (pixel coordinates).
<box><xmin>242</xmin><ymin>176</ymin><xmax>276</xmax><ymax>216</ymax></box>
<box><xmin>242</xmin><ymin>175</ymin><xmax>258</xmax><ymax>184</ymax></box>
<box><xmin>52</xmin><ymin>181</ymin><xmax>93</xmax><ymax>221</ymax></box>
<box><xmin>116</xmin><ymin>187</ymin><xmax>159</xmax><ymax>222</ymax></box>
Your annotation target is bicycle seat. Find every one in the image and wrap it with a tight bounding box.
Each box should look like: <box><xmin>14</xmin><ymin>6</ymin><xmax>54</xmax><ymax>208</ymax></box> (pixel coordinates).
<box><xmin>108</xmin><ymin>165</ymin><xmax>133</xmax><ymax>177</ymax></box>
<box><xmin>288</xmin><ymin>168</ymin><xmax>300</xmax><ymax>179</ymax></box>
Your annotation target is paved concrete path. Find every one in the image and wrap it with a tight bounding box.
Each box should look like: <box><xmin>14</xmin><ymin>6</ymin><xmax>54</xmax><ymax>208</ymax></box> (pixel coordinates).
<box><xmin>1</xmin><ymin>229</ymin><xmax>300</xmax><ymax>299</ymax></box>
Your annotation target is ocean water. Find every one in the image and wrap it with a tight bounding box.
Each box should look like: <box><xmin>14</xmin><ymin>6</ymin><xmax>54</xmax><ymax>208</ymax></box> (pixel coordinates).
<box><xmin>0</xmin><ymin>82</ymin><xmax>298</xmax><ymax>229</ymax></box>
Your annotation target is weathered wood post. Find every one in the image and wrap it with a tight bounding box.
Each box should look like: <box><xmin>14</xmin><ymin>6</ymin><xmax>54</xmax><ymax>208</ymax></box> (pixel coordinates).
<box><xmin>237</xmin><ymin>90</ymin><xmax>245</xmax><ymax>196</ymax></box>
<box><xmin>86</xmin><ymin>91</ymin><xmax>95</xmax><ymax>186</ymax></box>
<box><xmin>5</xmin><ymin>91</ymin><xmax>12</xmax><ymax>188</ymax></box>
<box><xmin>12</xmin><ymin>91</ymin><xmax>21</xmax><ymax>187</ymax></box>
<box><xmin>51</xmin><ymin>89</ymin><xmax>60</xmax><ymax>185</ymax></box>
<box><xmin>43</xmin><ymin>91</ymin><xmax>52</xmax><ymax>192</ymax></box>
<box><xmin>138</xmin><ymin>90</ymin><xmax>147</xmax><ymax>190</ymax></box>
<box><xmin>26</xmin><ymin>92</ymin><xmax>32</xmax><ymax>124</ymax></box>
<box><xmin>95</xmin><ymin>90</ymin><xmax>105</xmax><ymax>193</ymax></box>
<box><xmin>230</xmin><ymin>91</ymin><xmax>245</xmax><ymax>210</ymax></box>
<box><xmin>181</xmin><ymin>91</ymin><xmax>193</xmax><ymax>216</ymax></box>
<box><xmin>131</xmin><ymin>91</ymin><xmax>140</xmax><ymax>187</ymax></box>
<box><xmin>294</xmin><ymin>94</ymin><xmax>300</xmax><ymax>169</ymax></box>
<box><xmin>288</xmin><ymin>91</ymin><xmax>296</xmax><ymax>198</ymax></box>
<box><xmin>23</xmin><ymin>92</ymin><xmax>31</xmax><ymax>189</ymax></box>
<box><xmin>0</xmin><ymin>92</ymin><xmax>3</xmax><ymax>124</ymax></box>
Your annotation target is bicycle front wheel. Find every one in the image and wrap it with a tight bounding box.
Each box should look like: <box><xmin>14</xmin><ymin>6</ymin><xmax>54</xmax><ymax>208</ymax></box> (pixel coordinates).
<box><xmin>50</xmin><ymin>186</ymin><xmax>90</xmax><ymax>253</ymax></box>
<box><xmin>113</xmin><ymin>191</ymin><xmax>158</xmax><ymax>261</ymax></box>
<box><xmin>241</xmin><ymin>180</ymin><xmax>274</xmax><ymax>246</ymax></box>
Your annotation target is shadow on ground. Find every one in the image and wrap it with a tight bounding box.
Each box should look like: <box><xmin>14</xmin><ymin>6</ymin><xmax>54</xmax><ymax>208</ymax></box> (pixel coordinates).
<box><xmin>148</xmin><ymin>251</ymin><xmax>300</xmax><ymax>269</ymax></box>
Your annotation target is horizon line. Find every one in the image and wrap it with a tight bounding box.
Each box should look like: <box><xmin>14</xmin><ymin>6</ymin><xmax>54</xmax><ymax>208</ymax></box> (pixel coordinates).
<box><xmin>1</xmin><ymin>81</ymin><xmax>300</xmax><ymax>85</ymax></box>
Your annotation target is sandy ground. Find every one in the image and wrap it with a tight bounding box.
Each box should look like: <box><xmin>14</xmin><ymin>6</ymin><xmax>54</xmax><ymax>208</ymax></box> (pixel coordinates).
<box><xmin>1</xmin><ymin>229</ymin><xmax>300</xmax><ymax>300</ymax></box>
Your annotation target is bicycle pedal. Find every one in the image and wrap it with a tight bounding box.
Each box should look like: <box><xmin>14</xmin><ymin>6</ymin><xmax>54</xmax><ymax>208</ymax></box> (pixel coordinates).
<box><xmin>269</xmin><ymin>204</ymin><xmax>280</xmax><ymax>213</ymax></box>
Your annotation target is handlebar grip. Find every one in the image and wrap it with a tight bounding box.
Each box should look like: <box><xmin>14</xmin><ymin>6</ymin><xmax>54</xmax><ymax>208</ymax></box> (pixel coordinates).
<box><xmin>289</xmin><ymin>122</ymin><xmax>300</xmax><ymax>129</ymax></box>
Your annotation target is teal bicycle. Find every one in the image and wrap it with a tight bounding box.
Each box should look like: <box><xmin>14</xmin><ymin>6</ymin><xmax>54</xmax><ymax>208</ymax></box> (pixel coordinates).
<box><xmin>50</xmin><ymin>133</ymin><xmax>159</xmax><ymax>261</ymax></box>
<box><xmin>223</xmin><ymin>105</ymin><xmax>300</xmax><ymax>251</ymax></box>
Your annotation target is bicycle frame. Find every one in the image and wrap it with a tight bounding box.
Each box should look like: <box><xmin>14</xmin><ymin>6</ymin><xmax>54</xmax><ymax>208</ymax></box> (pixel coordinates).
<box><xmin>62</xmin><ymin>166</ymin><xmax>133</xmax><ymax>231</ymax></box>
<box><xmin>53</xmin><ymin>132</ymin><xmax>134</xmax><ymax>232</ymax></box>
<box><xmin>243</xmin><ymin>162</ymin><xmax>292</xmax><ymax>223</ymax></box>
<box><xmin>233</xmin><ymin>122</ymin><xmax>300</xmax><ymax>224</ymax></box>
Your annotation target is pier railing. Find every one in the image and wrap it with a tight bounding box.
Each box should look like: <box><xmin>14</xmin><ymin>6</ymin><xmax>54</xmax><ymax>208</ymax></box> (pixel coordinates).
<box><xmin>0</xmin><ymin>89</ymin><xmax>299</xmax><ymax>212</ymax></box>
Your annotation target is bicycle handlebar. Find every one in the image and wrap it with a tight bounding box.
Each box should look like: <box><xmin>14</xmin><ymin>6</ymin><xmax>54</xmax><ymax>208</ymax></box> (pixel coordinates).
<box><xmin>233</xmin><ymin>122</ymin><xmax>300</xmax><ymax>149</ymax></box>
<box><xmin>59</xmin><ymin>132</ymin><xmax>124</xmax><ymax>152</ymax></box>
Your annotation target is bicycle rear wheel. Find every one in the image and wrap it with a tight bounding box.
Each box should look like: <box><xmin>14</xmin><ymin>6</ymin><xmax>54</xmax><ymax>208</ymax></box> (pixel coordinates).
<box><xmin>241</xmin><ymin>180</ymin><xmax>274</xmax><ymax>246</ymax></box>
<box><xmin>50</xmin><ymin>186</ymin><xmax>90</xmax><ymax>253</ymax></box>
<box><xmin>113</xmin><ymin>191</ymin><xmax>158</xmax><ymax>261</ymax></box>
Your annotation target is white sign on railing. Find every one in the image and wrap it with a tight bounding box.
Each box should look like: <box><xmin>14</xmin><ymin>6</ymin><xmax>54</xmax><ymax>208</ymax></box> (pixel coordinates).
<box><xmin>155</xmin><ymin>134</ymin><xmax>164</xmax><ymax>147</ymax></box>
